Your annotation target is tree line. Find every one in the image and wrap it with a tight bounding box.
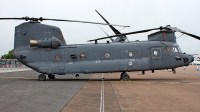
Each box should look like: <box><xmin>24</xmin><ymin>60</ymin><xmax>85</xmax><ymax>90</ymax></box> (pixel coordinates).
<box><xmin>1</xmin><ymin>49</ymin><xmax>15</xmax><ymax>59</ymax></box>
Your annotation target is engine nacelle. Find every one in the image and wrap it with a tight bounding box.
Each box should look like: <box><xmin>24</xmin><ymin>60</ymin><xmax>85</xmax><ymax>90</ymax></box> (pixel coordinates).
<box><xmin>30</xmin><ymin>37</ymin><xmax>61</xmax><ymax>49</ymax></box>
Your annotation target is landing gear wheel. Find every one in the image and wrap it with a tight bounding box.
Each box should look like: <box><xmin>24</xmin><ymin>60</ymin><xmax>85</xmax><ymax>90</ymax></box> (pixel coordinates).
<box><xmin>142</xmin><ymin>71</ymin><xmax>145</xmax><ymax>75</ymax></box>
<box><xmin>121</xmin><ymin>72</ymin><xmax>130</xmax><ymax>81</ymax></box>
<box><xmin>172</xmin><ymin>68</ymin><xmax>176</xmax><ymax>74</ymax></box>
<box><xmin>120</xmin><ymin>73</ymin><xmax>123</xmax><ymax>79</ymax></box>
<box><xmin>75</xmin><ymin>74</ymin><xmax>79</xmax><ymax>78</ymax></box>
<box><xmin>38</xmin><ymin>74</ymin><xmax>46</xmax><ymax>81</ymax></box>
<box><xmin>48</xmin><ymin>74</ymin><xmax>55</xmax><ymax>79</ymax></box>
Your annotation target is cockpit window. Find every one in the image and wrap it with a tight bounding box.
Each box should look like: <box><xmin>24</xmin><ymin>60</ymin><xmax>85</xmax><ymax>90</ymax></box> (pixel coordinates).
<box><xmin>177</xmin><ymin>47</ymin><xmax>182</xmax><ymax>52</ymax></box>
<box><xmin>172</xmin><ymin>47</ymin><xmax>179</xmax><ymax>53</ymax></box>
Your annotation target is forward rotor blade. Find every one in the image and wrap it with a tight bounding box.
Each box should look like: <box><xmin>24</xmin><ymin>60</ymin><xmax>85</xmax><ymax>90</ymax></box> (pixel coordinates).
<box><xmin>166</xmin><ymin>26</ymin><xmax>200</xmax><ymax>40</ymax></box>
<box><xmin>88</xmin><ymin>27</ymin><xmax>160</xmax><ymax>42</ymax></box>
<box><xmin>182</xmin><ymin>32</ymin><xmax>200</xmax><ymax>40</ymax></box>
<box><xmin>95</xmin><ymin>10</ymin><xmax>121</xmax><ymax>34</ymax></box>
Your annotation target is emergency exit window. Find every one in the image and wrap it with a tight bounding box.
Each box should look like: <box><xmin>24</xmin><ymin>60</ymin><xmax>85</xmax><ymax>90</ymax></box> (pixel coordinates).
<box><xmin>153</xmin><ymin>50</ymin><xmax>160</xmax><ymax>57</ymax></box>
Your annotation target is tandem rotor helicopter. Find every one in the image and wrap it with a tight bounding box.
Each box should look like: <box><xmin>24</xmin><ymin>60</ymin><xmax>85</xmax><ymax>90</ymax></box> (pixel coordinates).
<box><xmin>0</xmin><ymin>10</ymin><xmax>199</xmax><ymax>81</ymax></box>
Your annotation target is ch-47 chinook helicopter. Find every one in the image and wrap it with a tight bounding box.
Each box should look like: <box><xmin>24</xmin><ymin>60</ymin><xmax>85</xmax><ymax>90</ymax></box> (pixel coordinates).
<box><xmin>0</xmin><ymin>11</ymin><xmax>198</xmax><ymax>81</ymax></box>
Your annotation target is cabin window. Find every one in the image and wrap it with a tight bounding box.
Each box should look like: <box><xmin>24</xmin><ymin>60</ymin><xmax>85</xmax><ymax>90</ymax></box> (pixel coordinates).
<box><xmin>128</xmin><ymin>52</ymin><xmax>134</xmax><ymax>57</ymax></box>
<box><xmin>153</xmin><ymin>50</ymin><xmax>160</xmax><ymax>57</ymax></box>
<box><xmin>55</xmin><ymin>54</ymin><xmax>62</xmax><ymax>61</ymax></box>
<box><xmin>104</xmin><ymin>53</ymin><xmax>110</xmax><ymax>59</ymax></box>
<box><xmin>80</xmin><ymin>53</ymin><xmax>86</xmax><ymax>60</ymax></box>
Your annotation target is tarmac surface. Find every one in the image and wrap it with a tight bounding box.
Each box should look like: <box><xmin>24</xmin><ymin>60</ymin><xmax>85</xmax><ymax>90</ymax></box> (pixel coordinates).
<box><xmin>0</xmin><ymin>65</ymin><xmax>200</xmax><ymax>112</ymax></box>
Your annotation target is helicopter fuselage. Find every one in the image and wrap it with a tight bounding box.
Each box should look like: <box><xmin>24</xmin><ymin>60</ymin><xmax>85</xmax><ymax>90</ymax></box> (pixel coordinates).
<box><xmin>14</xmin><ymin>41</ymin><xmax>192</xmax><ymax>75</ymax></box>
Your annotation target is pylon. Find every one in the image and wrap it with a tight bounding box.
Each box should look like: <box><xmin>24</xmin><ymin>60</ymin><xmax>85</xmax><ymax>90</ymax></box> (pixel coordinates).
<box><xmin>196</xmin><ymin>66</ymin><xmax>199</xmax><ymax>71</ymax></box>
<box><xmin>183</xmin><ymin>66</ymin><xmax>186</xmax><ymax>70</ymax></box>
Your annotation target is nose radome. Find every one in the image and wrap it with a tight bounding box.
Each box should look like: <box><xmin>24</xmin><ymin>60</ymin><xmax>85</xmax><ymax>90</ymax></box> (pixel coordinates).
<box><xmin>191</xmin><ymin>56</ymin><xmax>194</xmax><ymax>62</ymax></box>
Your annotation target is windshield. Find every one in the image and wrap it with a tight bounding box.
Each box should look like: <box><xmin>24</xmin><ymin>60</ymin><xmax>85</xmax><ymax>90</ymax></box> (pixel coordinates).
<box><xmin>171</xmin><ymin>46</ymin><xmax>182</xmax><ymax>53</ymax></box>
<box><xmin>177</xmin><ymin>46</ymin><xmax>182</xmax><ymax>53</ymax></box>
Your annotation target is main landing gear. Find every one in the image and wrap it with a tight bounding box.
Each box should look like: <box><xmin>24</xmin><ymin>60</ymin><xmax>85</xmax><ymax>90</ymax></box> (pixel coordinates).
<box><xmin>172</xmin><ymin>68</ymin><xmax>176</xmax><ymax>74</ymax></box>
<box><xmin>38</xmin><ymin>74</ymin><xmax>46</xmax><ymax>81</ymax></box>
<box><xmin>48</xmin><ymin>74</ymin><xmax>55</xmax><ymax>79</ymax></box>
<box><xmin>75</xmin><ymin>74</ymin><xmax>79</xmax><ymax>78</ymax></box>
<box><xmin>38</xmin><ymin>74</ymin><xmax>55</xmax><ymax>81</ymax></box>
<box><xmin>120</xmin><ymin>72</ymin><xmax>130</xmax><ymax>81</ymax></box>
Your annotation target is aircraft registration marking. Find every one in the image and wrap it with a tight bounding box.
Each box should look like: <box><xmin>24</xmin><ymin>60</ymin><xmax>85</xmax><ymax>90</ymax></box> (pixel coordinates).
<box><xmin>96</xmin><ymin>60</ymin><xmax>100</xmax><ymax>63</ymax></box>
<box><xmin>68</xmin><ymin>62</ymin><xmax>73</xmax><ymax>64</ymax></box>
<box><xmin>128</xmin><ymin>62</ymin><xmax>132</xmax><ymax>66</ymax></box>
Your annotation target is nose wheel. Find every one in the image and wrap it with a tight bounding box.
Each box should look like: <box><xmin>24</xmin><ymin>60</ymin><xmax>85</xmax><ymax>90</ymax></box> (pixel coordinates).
<box><xmin>38</xmin><ymin>74</ymin><xmax>46</xmax><ymax>81</ymax></box>
<box><xmin>120</xmin><ymin>72</ymin><xmax>130</xmax><ymax>81</ymax></box>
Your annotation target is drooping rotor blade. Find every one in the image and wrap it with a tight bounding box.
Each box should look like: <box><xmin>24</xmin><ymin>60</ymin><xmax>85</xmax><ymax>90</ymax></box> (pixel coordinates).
<box><xmin>182</xmin><ymin>32</ymin><xmax>200</xmax><ymax>40</ymax></box>
<box><xmin>42</xmin><ymin>18</ymin><xmax>130</xmax><ymax>27</ymax></box>
<box><xmin>0</xmin><ymin>17</ymin><xmax>42</xmax><ymax>21</ymax></box>
<box><xmin>0</xmin><ymin>17</ymin><xmax>24</xmax><ymax>20</ymax></box>
<box><xmin>0</xmin><ymin>17</ymin><xmax>130</xmax><ymax>27</ymax></box>
<box><xmin>95</xmin><ymin>10</ymin><xmax>121</xmax><ymax>34</ymax></box>
<box><xmin>88</xmin><ymin>27</ymin><xmax>160</xmax><ymax>42</ymax></box>
<box><xmin>166</xmin><ymin>25</ymin><xmax>200</xmax><ymax>40</ymax></box>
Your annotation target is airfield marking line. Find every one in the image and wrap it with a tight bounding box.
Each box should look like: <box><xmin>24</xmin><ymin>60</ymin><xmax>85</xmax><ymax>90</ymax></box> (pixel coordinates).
<box><xmin>106</xmin><ymin>73</ymin><xmax>122</xmax><ymax>112</ymax></box>
<box><xmin>100</xmin><ymin>73</ymin><xmax>104</xmax><ymax>112</ymax></box>
<box><xmin>60</xmin><ymin>74</ymin><xmax>94</xmax><ymax>112</ymax></box>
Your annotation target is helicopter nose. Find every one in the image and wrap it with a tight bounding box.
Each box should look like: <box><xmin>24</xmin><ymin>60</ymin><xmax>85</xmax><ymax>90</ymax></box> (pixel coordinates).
<box><xmin>182</xmin><ymin>55</ymin><xmax>193</xmax><ymax>66</ymax></box>
<box><xmin>191</xmin><ymin>56</ymin><xmax>194</xmax><ymax>62</ymax></box>
<box><xmin>183</xmin><ymin>58</ymin><xmax>188</xmax><ymax>63</ymax></box>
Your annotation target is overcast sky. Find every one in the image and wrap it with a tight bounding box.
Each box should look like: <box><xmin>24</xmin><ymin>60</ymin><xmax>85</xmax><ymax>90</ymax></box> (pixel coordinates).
<box><xmin>1</xmin><ymin>0</ymin><xmax>200</xmax><ymax>58</ymax></box>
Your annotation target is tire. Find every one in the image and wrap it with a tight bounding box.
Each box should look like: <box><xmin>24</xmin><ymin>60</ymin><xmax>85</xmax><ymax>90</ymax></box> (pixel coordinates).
<box><xmin>38</xmin><ymin>74</ymin><xmax>46</xmax><ymax>81</ymax></box>
<box><xmin>121</xmin><ymin>73</ymin><xmax>130</xmax><ymax>81</ymax></box>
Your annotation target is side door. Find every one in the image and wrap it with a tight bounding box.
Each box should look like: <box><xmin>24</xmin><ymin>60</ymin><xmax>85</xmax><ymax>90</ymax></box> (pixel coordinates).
<box><xmin>151</xmin><ymin>47</ymin><xmax>162</xmax><ymax>69</ymax></box>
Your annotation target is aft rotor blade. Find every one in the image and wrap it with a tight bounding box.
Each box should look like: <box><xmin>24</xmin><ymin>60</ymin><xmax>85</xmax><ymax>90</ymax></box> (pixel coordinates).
<box><xmin>0</xmin><ymin>17</ymin><xmax>130</xmax><ymax>27</ymax></box>
<box><xmin>0</xmin><ymin>17</ymin><xmax>25</xmax><ymax>20</ymax></box>
<box><xmin>166</xmin><ymin>26</ymin><xmax>200</xmax><ymax>40</ymax></box>
<box><xmin>40</xmin><ymin>18</ymin><xmax>130</xmax><ymax>27</ymax></box>
<box><xmin>88</xmin><ymin>27</ymin><xmax>160</xmax><ymax>42</ymax></box>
